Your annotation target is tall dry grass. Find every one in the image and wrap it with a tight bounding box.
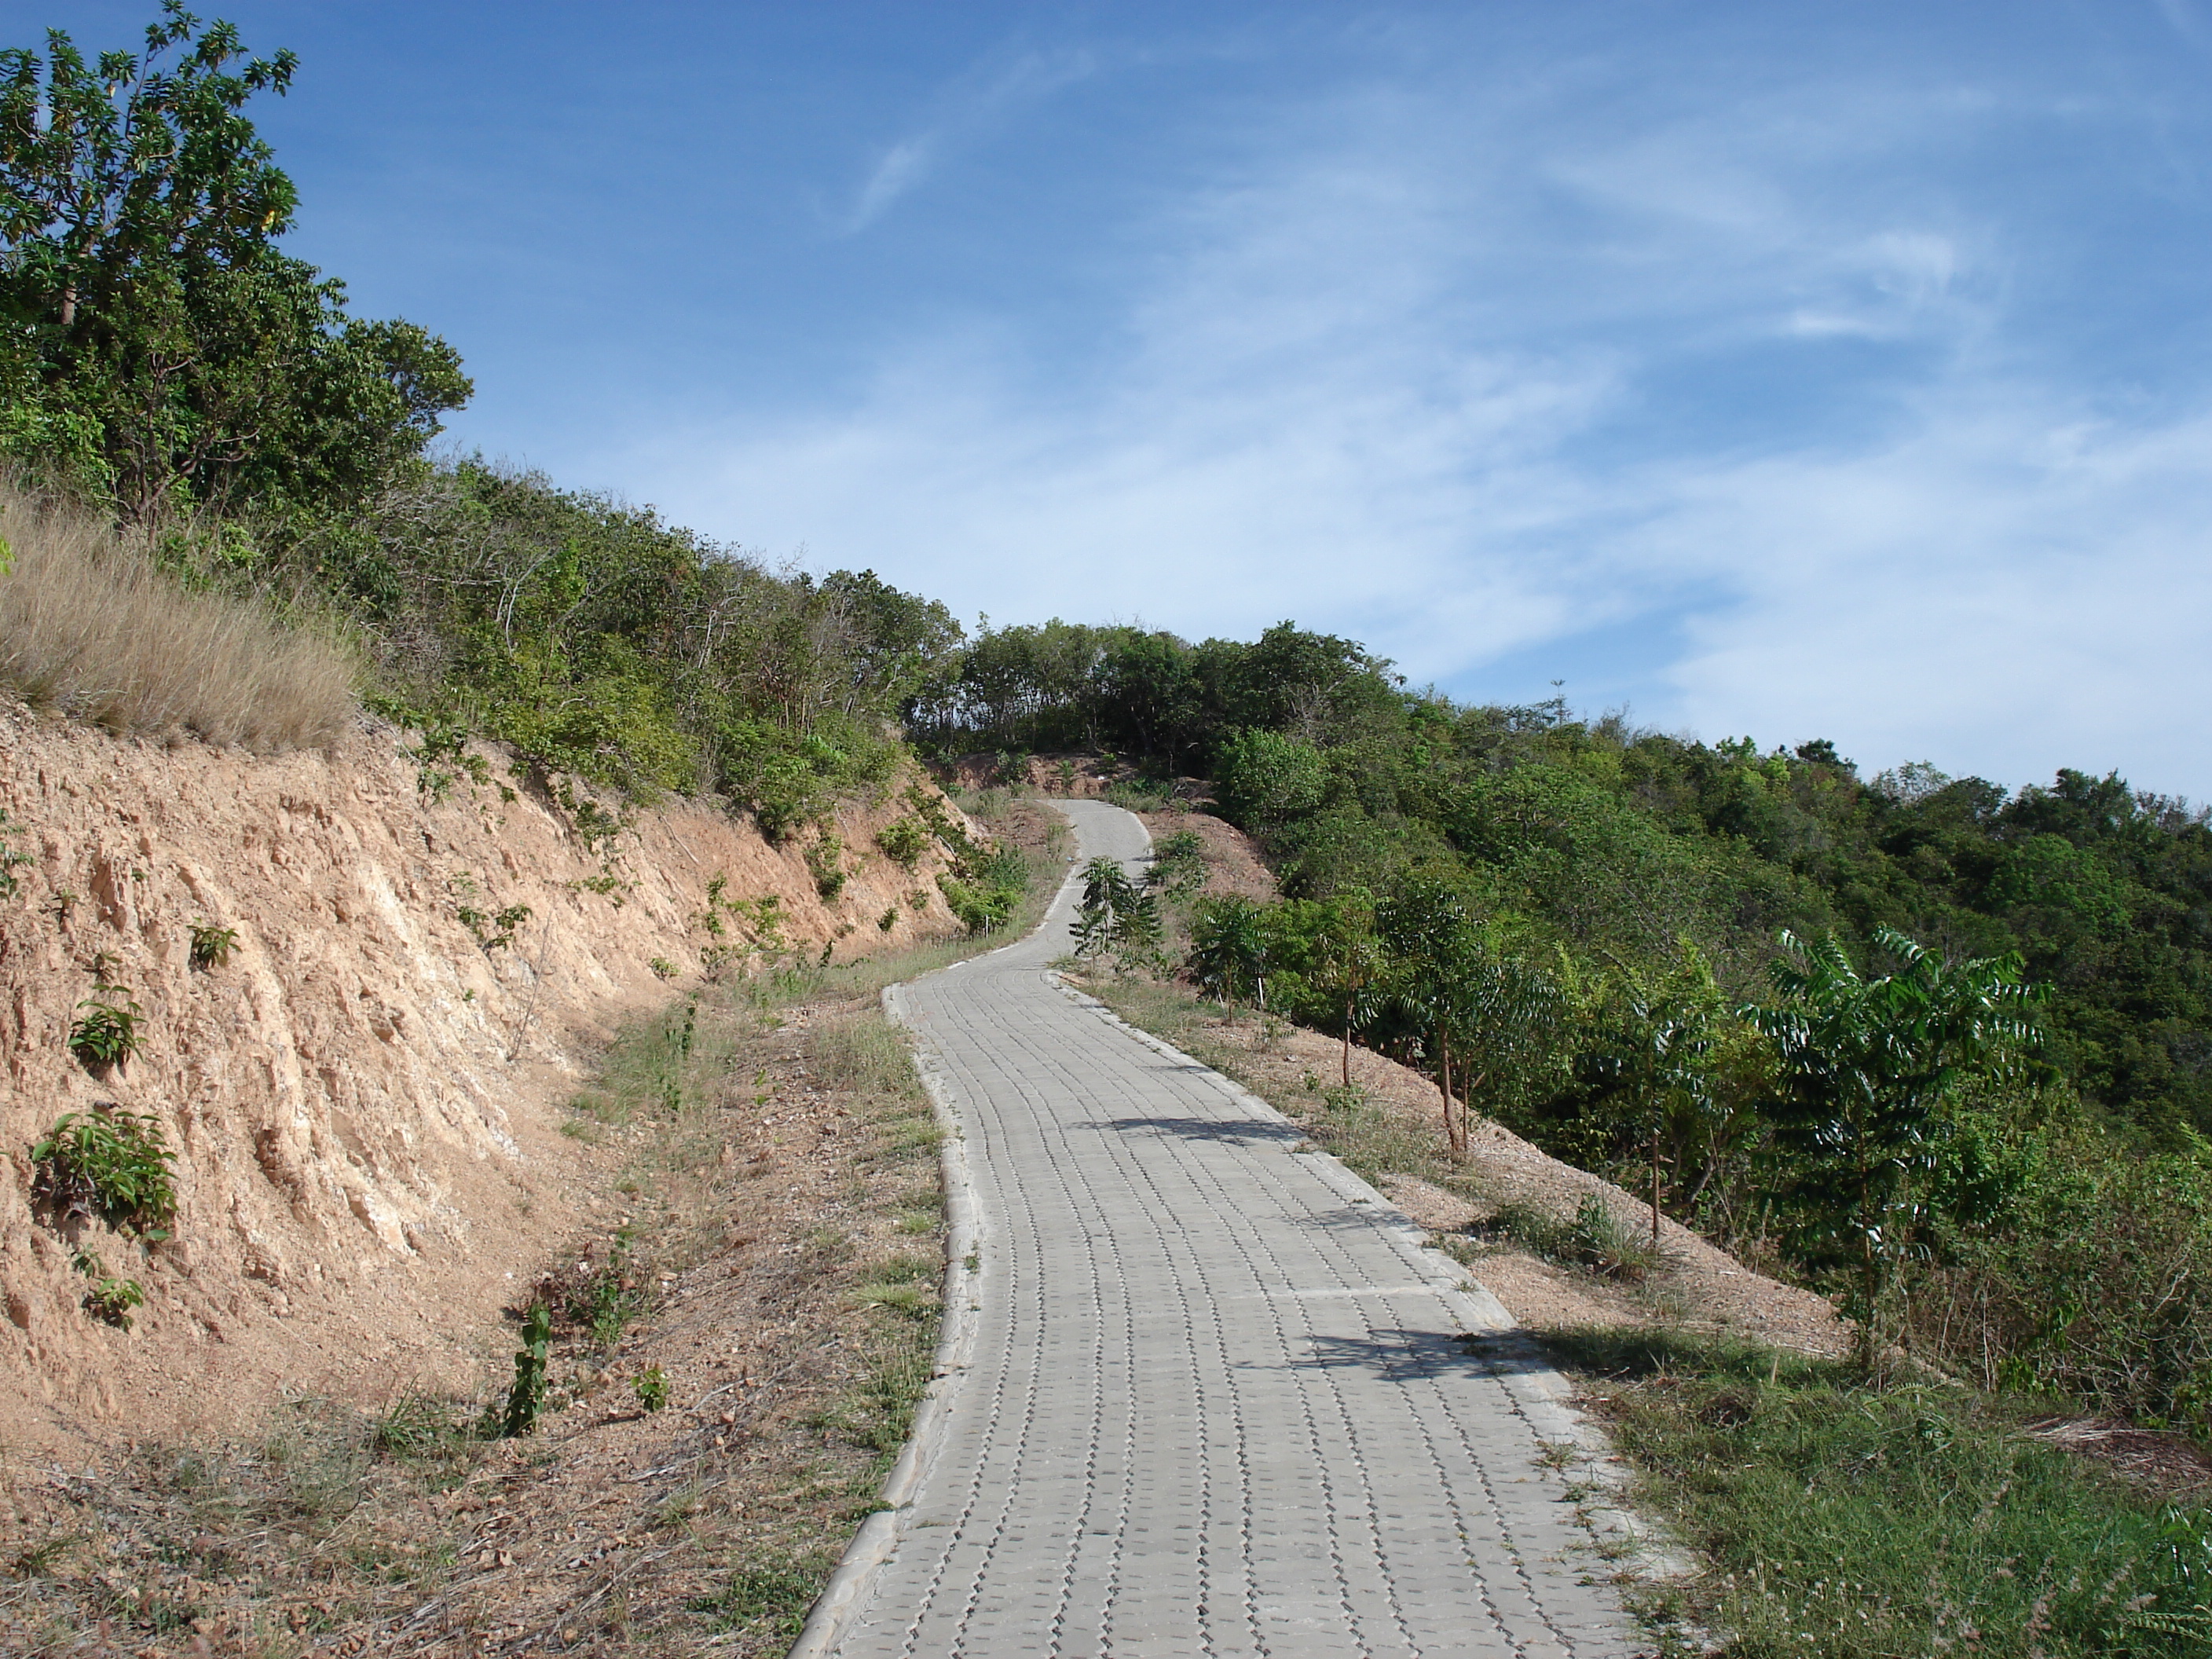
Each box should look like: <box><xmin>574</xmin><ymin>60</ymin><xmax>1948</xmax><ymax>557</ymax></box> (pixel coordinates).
<box><xmin>0</xmin><ymin>483</ymin><xmax>353</xmax><ymax>750</ymax></box>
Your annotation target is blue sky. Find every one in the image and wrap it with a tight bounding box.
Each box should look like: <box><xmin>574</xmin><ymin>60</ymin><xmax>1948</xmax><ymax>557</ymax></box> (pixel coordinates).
<box><xmin>30</xmin><ymin>1</ymin><xmax>2212</xmax><ymax>795</ymax></box>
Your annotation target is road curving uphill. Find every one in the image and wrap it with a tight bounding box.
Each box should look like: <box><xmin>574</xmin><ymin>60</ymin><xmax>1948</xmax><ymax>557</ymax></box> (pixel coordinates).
<box><xmin>805</xmin><ymin>798</ymin><xmax>1643</xmax><ymax>1658</ymax></box>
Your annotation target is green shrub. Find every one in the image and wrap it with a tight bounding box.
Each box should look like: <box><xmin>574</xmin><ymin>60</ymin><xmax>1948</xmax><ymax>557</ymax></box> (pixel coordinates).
<box><xmin>67</xmin><ymin>992</ymin><xmax>141</xmax><ymax>1068</ymax></box>
<box><xmin>937</xmin><ymin>837</ymin><xmax>1031</xmax><ymax>935</ymax></box>
<box><xmin>875</xmin><ymin>816</ymin><xmax>929</xmax><ymax>868</ymax></box>
<box><xmin>1910</xmin><ymin>1133</ymin><xmax>2212</xmax><ymax>1426</ymax></box>
<box><xmin>560</xmin><ymin>1244</ymin><xmax>644</xmax><ymax>1348</ymax></box>
<box><xmin>1148</xmin><ymin>829</ymin><xmax>1208</xmax><ymax>896</ymax></box>
<box><xmin>71</xmin><ymin>1251</ymin><xmax>145</xmax><ymax>1329</ymax></box>
<box><xmin>1213</xmin><ymin>728</ymin><xmax>1329</xmax><ymax>830</ymax></box>
<box><xmin>188</xmin><ymin>920</ymin><xmax>238</xmax><ymax>969</ymax></box>
<box><xmin>456</xmin><ymin>901</ymin><xmax>531</xmax><ymax>952</ymax></box>
<box><xmin>806</xmin><ymin>831</ymin><xmax>848</xmax><ymax>900</ymax></box>
<box><xmin>634</xmin><ymin>1365</ymin><xmax>671</xmax><ymax>1413</ymax></box>
<box><xmin>32</xmin><ymin>1107</ymin><xmax>177</xmax><ymax>1238</ymax></box>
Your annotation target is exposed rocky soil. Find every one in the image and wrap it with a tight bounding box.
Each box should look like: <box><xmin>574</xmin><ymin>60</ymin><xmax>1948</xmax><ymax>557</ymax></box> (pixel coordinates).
<box><xmin>0</xmin><ymin>701</ymin><xmax>972</xmax><ymax>1459</ymax></box>
<box><xmin>0</xmin><ymin>977</ymin><xmax>958</xmax><ymax>1657</ymax></box>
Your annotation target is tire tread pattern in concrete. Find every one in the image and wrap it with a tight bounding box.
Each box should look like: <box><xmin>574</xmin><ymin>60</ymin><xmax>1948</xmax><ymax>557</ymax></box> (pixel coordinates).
<box><xmin>822</xmin><ymin>800</ymin><xmax>1642</xmax><ymax>1657</ymax></box>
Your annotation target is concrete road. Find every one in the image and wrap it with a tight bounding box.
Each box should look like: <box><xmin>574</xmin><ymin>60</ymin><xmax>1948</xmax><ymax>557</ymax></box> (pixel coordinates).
<box><xmin>822</xmin><ymin>799</ymin><xmax>1641</xmax><ymax>1658</ymax></box>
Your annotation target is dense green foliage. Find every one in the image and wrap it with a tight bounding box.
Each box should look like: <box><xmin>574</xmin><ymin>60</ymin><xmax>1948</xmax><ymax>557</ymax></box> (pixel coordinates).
<box><xmin>31</xmin><ymin>1105</ymin><xmax>177</xmax><ymax>1239</ymax></box>
<box><xmin>10</xmin><ymin>9</ymin><xmax>2208</xmax><ymax>1438</ymax></box>
<box><xmin>939</xmin><ymin>617</ymin><xmax>2212</xmax><ymax>1419</ymax></box>
<box><xmin>305</xmin><ymin>460</ymin><xmax>961</xmax><ymax>822</ymax></box>
<box><xmin>0</xmin><ymin>5</ymin><xmax>470</xmax><ymax>522</ymax></box>
<box><xmin>1072</xmin><ymin>855</ymin><xmax>1162</xmax><ymax>962</ymax></box>
<box><xmin>930</xmin><ymin>619</ymin><xmax>2212</xmax><ymax>1141</ymax></box>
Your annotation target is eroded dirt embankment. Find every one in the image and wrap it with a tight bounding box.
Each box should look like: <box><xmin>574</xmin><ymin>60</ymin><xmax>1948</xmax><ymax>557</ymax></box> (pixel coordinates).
<box><xmin>0</xmin><ymin>702</ymin><xmax>969</xmax><ymax>1455</ymax></box>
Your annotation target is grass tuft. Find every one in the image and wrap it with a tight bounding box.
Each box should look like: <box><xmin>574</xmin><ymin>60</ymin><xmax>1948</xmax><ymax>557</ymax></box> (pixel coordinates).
<box><xmin>0</xmin><ymin>480</ymin><xmax>354</xmax><ymax>750</ymax></box>
<box><xmin>1542</xmin><ymin>1328</ymin><xmax>2212</xmax><ymax>1659</ymax></box>
<box><xmin>1485</xmin><ymin>1193</ymin><xmax>1666</xmax><ymax>1283</ymax></box>
<box><xmin>807</xmin><ymin>1016</ymin><xmax>921</xmax><ymax>1098</ymax></box>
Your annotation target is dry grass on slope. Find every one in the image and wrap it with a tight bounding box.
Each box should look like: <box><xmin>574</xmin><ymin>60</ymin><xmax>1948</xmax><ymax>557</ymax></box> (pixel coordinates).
<box><xmin>0</xmin><ymin>484</ymin><xmax>353</xmax><ymax>750</ymax></box>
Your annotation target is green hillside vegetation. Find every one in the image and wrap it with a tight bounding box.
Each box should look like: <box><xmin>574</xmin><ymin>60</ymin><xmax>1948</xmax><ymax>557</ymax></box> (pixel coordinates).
<box><xmin>6</xmin><ymin>11</ymin><xmax>2208</xmax><ymax>1414</ymax></box>
<box><xmin>927</xmin><ymin>618</ymin><xmax>2212</xmax><ymax>1421</ymax></box>
<box><xmin>0</xmin><ymin>8</ymin><xmax>984</xmax><ymax>879</ymax></box>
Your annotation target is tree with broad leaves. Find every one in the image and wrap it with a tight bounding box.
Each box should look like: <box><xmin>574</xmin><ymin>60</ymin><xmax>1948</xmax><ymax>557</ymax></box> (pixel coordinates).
<box><xmin>1586</xmin><ymin>939</ymin><xmax>1733</xmax><ymax>1248</ymax></box>
<box><xmin>1073</xmin><ymin>855</ymin><xmax>1159</xmax><ymax>965</ymax></box>
<box><xmin>1309</xmin><ymin>891</ymin><xmax>1385</xmax><ymax>1087</ymax></box>
<box><xmin>0</xmin><ymin>4</ymin><xmax>468</xmax><ymax>522</ymax></box>
<box><xmin>1376</xmin><ymin>880</ymin><xmax>1484</xmax><ymax>1155</ymax></box>
<box><xmin>1749</xmin><ymin>926</ymin><xmax>2043</xmax><ymax>1367</ymax></box>
<box><xmin>1186</xmin><ymin>893</ymin><xmax>1269</xmax><ymax>1021</ymax></box>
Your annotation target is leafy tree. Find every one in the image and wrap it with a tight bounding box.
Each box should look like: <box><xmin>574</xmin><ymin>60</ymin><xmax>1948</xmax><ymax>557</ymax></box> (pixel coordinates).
<box><xmin>1375</xmin><ymin>880</ymin><xmax>1492</xmax><ymax>1155</ymax></box>
<box><xmin>1584</xmin><ymin>942</ymin><xmax>1738</xmax><ymax>1247</ymax></box>
<box><xmin>1213</xmin><ymin>728</ymin><xmax>1329</xmax><ymax>831</ymax></box>
<box><xmin>1749</xmin><ymin>927</ymin><xmax>2042</xmax><ymax>1364</ymax></box>
<box><xmin>1096</xmin><ymin>630</ymin><xmax>1199</xmax><ymax>768</ymax></box>
<box><xmin>1308</xmin><ymin>892</ymin><xmax>1386</xmax><ymax>1087</ymax></box>
<box><xmin>1072</xmin><ymin>855</ymin><xmax>1159</xmax><ymax>963</ymax></box>
<box><xmin>1187</xmin><ymin>894</ymin><xmax>1269</xmax><ymax>1020</ymax></box>
<box><xmin>0</xmin><ymin>5</ymin><xmax>469</xmax><ymax>519</ymax></box>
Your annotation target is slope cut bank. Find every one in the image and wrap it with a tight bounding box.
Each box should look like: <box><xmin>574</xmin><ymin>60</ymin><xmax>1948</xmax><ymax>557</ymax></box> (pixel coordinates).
<box><xmin>0</xmin><ymin>701</ymin><xmax>972</xmax><ymax>1456</ymax></box>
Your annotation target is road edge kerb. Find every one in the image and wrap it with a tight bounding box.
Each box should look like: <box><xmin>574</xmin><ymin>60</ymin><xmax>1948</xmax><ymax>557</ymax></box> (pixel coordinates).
<box><xmin>785</xmin><ymin>810</ymin><xmax>1094</xmax><ymax>1659</ymax></box>
<box><xmin>1048</xmin><ymin>972</ymin><xmax>1697</xmax><ymax>1587</ymax></box>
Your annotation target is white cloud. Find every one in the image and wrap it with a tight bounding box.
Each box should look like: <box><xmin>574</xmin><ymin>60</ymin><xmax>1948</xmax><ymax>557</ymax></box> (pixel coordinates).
<box><xmin>837</xmin><ymin>47</ymin><xmax>1098</xmax><ymax>233</ymax></box>
<box><xmin>617</xmin><ymin>43</ymin><xmax>2212</xmax><ymax>797</ymax></box>
<box><xmin>1645</xmin><ymin>399</ymin><xmax>2212</xmax><ymax>789</ymax></box>
<box><xmin>848</xmin><ymin>138</ymin><xmax>936</xmax><ymax>231</ymax></box>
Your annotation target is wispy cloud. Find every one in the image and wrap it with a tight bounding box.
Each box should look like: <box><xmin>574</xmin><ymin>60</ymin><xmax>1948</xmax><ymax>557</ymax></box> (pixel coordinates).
<box><xmin>838</xmin><ymin>46</ymin><xmax>1097</xmax><ymax>233</ymax></box>
<box><xmin>617</xmin><ymin>24</ymin><xmax>2212</xmax><ymax>795</ymax></box>
<box><xmin>848</xmin><ymin>138</ymin><xmax>936</xmax><ymax>231</ymax></box>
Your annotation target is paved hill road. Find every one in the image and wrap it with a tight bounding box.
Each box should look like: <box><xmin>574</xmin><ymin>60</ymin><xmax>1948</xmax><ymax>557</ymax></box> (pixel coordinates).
<box><xmin>810</xmin><ymin>800</ymin><xmax>1643</xmax><ymax>1658</ymax></box>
